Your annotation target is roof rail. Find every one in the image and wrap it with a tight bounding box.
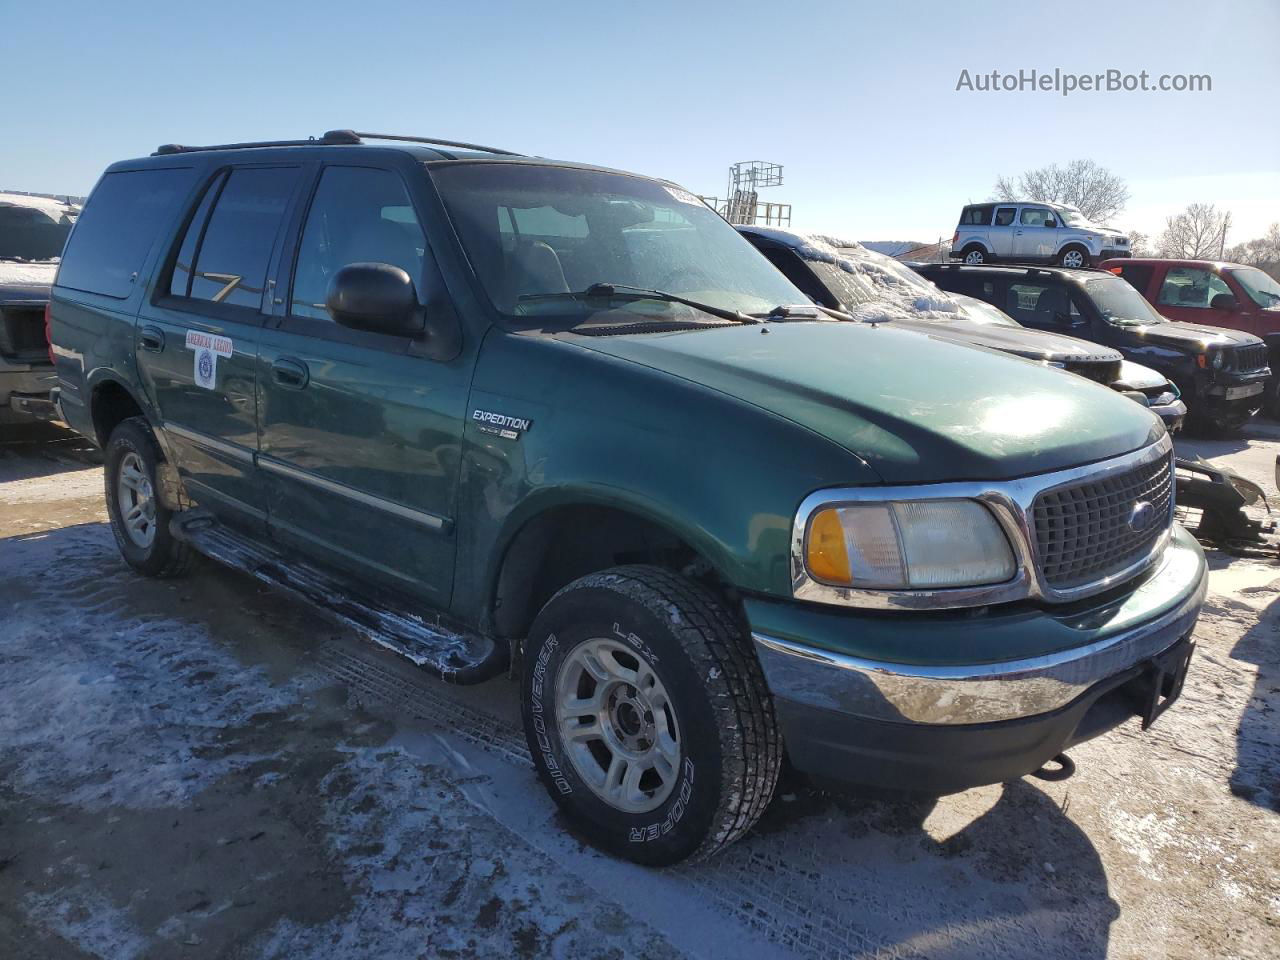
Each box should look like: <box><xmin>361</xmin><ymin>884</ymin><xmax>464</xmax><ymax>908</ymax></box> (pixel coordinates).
<box><xmin>347</xmin><ymin>131</ymin><xmax>522</xmax><ymax>156</ymax></box>
<box><xmin>151</xmin><ymin>129</ymin><xmax>521</xmax><ymax>157</ymax></box>
<box><xmin>153</xmin><ymin>130</ymin><xmax>361</xmax><ymax>156</ymax></box>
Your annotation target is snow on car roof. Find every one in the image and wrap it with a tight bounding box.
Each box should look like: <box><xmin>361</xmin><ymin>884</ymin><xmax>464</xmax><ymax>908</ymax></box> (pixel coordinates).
<box><xmin>0</xmin><ymin>192</ymin><xmax>81</xmax><ymax>218</ymax></box>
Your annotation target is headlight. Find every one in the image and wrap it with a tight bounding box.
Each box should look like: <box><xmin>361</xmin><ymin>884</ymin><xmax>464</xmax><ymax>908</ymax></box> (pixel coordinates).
<box><xmin>805</xmin><ymin>499</ymin><xmax>1016</xmax><ymax>590</ymax></box>
<box><xmin>1212</xmin><ymin>351</ymin><xmax>1226</xmax><ymax>370</ymax></box>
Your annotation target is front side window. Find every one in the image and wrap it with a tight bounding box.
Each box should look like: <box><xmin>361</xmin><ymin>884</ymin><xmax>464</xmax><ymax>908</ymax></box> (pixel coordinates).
<box><xmin>432</xmin><ymin>163</ymin><xmax>805</xmax><ymax>329</ymax></box>
<box><xmin>993</xmin><ymin>207</ymin><xmax>1017</xmax><ymax>226</ymax></box>
<box><xmin>291</xmin><ymin>166</ymin><xmax>426</xmax><ymax>321</ymax></box>
<box><xmin>1019</xmin><ymin>207</ymin><xmax>1053</xmax><ymax>227</ymax></box>
<box><xmin>1157</xmin><ymin>266</ymin><xmax>1231</xmax><ymax>309</ymax></box>
<box><xmin>172</xmin><ymin>166</ymin><xmax>297</xmax><ymax>310</ymax></box>
<box><xmin>1005</xmin><ymin>282</ymin><xmax>1077</xmax><ymax>325</ymax></box>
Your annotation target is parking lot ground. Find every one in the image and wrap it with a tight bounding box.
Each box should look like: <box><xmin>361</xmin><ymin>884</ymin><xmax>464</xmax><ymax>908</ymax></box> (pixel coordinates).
<box><xmin>1</xmin><ymin>420</ymin><xmax>1277</xmax><ymax>960</ymax></box>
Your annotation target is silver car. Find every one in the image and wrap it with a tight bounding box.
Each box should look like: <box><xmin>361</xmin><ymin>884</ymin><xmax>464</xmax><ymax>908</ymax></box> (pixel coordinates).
<box><xmin>951</xmin><ymin>201</ymin><xmax>1130</xmax><ymax>268</ymax></box>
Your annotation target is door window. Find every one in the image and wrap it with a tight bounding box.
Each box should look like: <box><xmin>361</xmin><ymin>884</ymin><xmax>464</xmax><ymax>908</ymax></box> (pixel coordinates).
<box><xmin>291</xmin><ymin>166</ymin><xmax>427</xmax><ymax>321</ymax></box>
<box><xmin>993</xmin><ymin>207</ymin><xmax>1017</xmax><ymax>226</ymax></box>
<box><xmin>1005</xmin><ymin>282</ymin><xmax>1079</xmax><ymax>327</ymax></box>
<box><xmin>1157</xmin><ymin>266</ymin><xmax>1231</xmax><ymax>309</ymax></box>
<box><xmin>1019</xmin><ymin>207</ymin><xmax>1053</xmax><ymax>227</ymax></box>
<box><xmin>1113</xmin><ymin>263</ymin><xmax>1154</xmax><ymax>293</ymax></box>
<box><xmin>167</xmin><ymin>166</ymin><xmax>298</xmax><ymax>311</ymax></box>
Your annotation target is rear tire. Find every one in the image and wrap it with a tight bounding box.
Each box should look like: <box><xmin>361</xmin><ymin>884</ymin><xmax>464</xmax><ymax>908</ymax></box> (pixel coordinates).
<box><xmin>520</xmin><ymin>565</ymin><xmax>780</xmax><ymax>865</ymax></box>
<box><xmin>104</xmin><ymin>417</ymin><xmax>196</xmax><ymax>578</ymax></box>
<box><xmin>961</xmin><ymin>245</ymin><xmax>987</xmax><ymax>264</ymax></box>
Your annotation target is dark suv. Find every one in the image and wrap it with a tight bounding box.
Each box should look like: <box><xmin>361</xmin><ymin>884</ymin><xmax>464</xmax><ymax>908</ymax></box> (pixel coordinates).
<box><xmin>917</xmin><ymin>263</ymin><xmax>1271</xmax><ymax>432</ymax></box>
<box><xmin>52</xmin><ymin>131</ymin><xmax>1206</xmax><ymax>864</ymax></box>
<box><xmin>0</xmin><ymin>193</ymin><xmax>77</xmax><ymax>423</ymax></box>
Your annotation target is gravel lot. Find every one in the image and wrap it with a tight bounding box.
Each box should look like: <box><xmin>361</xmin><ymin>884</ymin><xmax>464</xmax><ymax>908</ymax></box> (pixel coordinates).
<box><xmin>1</xmin><ymin>420</ymin><xmax>1277</xmax><ymax>960</ymax></box>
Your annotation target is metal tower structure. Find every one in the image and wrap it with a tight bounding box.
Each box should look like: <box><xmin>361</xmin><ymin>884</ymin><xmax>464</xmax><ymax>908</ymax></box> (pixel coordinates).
<box><xmin>701</xmin><ymin>161</ymin><xmax>791</xmax><ymax>226</ymax></box>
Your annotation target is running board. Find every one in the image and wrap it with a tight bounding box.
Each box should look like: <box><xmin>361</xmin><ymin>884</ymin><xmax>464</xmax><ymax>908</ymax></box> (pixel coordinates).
<box><xmin>171</xmin><ymin>512</ymin><xmax>505</xmax><ymax>684</ymax></box>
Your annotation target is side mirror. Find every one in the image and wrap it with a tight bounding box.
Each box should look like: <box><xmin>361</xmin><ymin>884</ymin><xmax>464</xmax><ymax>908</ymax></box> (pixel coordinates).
<box><xmin>1044</xmin><ymin>217</ymin><xmax>1057</xmax><ymax>228</ymax></box>
<box><xmin>1210</xmin><ymin>293</ymin><xmax>1238</xmax><ymax>311</ymax></box>
<box><xmin>327</xmin><ymin>263</ymin><xmax>423</xmax><ymax>336</ymax></box>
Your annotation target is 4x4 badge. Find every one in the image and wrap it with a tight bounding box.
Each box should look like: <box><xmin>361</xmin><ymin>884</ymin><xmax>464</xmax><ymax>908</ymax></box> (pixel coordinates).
<box><xmin>472</xmin><ymin>409</ymin><xmax>532</xmax><ymax>440</ymax></box>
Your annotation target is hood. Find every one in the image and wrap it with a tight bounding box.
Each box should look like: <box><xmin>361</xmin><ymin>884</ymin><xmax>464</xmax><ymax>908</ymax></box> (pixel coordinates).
<box><xmin>887</xmin><ymin>317</ymin><xmax>1122</xmax><ymax>365</ymax></box>
<box><xmin>1121</xmin><ymin>318</ymin><xmax>1263</xmax><ymax>350</ymax></box>
<box><xmin>0</xmin><ymin>261</ymin><xmax>56</xmax><ymax>301</ymax></box>
<box><xmin>564</xmin><ymin>321</ymin><xmax>1162</xmax><ymax>484</ymax></box>
<box><xmin>1112</xmin><ymin>360</ymin><xmax>1170</xmax><ymax>391</ymax></box>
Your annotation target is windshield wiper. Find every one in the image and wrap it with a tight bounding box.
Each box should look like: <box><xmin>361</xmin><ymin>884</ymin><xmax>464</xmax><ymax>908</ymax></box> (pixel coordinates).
<box><xmin>519</xmin><ymin>283</ymin><xmax>758</xmax><ymax>325</ymax></box>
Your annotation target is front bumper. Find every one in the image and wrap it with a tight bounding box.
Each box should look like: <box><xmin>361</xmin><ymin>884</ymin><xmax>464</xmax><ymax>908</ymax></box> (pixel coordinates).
<box><xmin>750</xmin><ymin>524</ymin><xmax>1207</xmax><ymax>792</ymax></box>
<box><xmin>1098</xmin><ymin>247</ymin><xmax>1130</xmax><ymax>261</ymax></box>
<box><xmin>1200</xmin><ymin>370</ymin><xmax>1269</xmax><ymax>424</ymax></box>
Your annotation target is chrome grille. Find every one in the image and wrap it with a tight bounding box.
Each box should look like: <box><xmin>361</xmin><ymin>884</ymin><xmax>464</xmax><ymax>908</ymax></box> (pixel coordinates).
<box><xmin>1230</xmin><ymin>343</ymin><xmax>1269</xmax><ymax>374</ymax></box>
<box><xmin>1033</xmin><ymin>453</ymin><xmax>1173</xmax><ymax>590</ymax></box>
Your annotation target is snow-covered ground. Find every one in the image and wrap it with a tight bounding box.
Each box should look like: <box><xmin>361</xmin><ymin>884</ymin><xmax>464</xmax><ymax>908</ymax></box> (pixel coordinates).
<box><xmin>1</xmin><ymin>422</ymin><xmax>1277</xmax><ymax>960</ymax></box>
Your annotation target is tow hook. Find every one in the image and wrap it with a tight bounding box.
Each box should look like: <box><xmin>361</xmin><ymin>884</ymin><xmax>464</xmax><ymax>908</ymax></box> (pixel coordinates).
<box><xmin>1030</xmin><ymin>753</ymin><xmax>1075</xmax><ymax>782</ymax></box>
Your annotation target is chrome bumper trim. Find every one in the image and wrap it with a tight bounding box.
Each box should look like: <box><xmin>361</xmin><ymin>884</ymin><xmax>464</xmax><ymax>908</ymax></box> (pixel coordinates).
<box><xmin>756</xmin><ymin>530</ymin><xmax>1206</xmax><ymax>726</ymax></box>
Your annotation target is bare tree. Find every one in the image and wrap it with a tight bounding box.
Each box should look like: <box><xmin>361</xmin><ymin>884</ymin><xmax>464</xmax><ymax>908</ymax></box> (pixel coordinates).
<box><xmin>992</xmin><ymin>159</ymin><xmax>1130</xmax><ymax>222</ymax></box>
<box><xmin>1159</xmin><ymin>204</ymin><xmax>1232</xmax><ymax>259</ymax></box>
<box><xmin>1126</xmin><ymin>230</ymin><xmax>1152</xmax><ymax>257</ymax></box>
<box><xmin>1225</xmin><ymin>222</ymin><xmax>1280</xmax><ymax>266</ymax></box>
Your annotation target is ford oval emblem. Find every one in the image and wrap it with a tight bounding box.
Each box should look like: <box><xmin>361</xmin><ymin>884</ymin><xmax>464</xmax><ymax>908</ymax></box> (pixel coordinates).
<box><xmin>1128</xmin><ymin>500</ymin><xmax>1157</xmax><ymax>533</ymax></box>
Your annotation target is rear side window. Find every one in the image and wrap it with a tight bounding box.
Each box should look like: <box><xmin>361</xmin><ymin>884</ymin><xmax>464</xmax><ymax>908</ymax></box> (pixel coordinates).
<box><xmin>167</xmin><ymin>167</ymin><xmax>298</xmax><ymax>311</ymax></box>
<box><xmin>959</xmin><ymin>205</ymin><xmax>993</xmax><ymax>226</ymax></box>
<box><xmin>57</xmin><ymin>168</ymin><xmax>194</xmax><ymax>298</ymax></box>
<box><xmin>1114</xmin><ymin>263</ymin><xmax>1154</xmax><ymax>293</ymax></box>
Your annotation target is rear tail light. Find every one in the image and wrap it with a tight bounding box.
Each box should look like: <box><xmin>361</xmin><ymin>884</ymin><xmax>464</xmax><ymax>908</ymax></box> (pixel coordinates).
<box><xmin>951</xmin><ymin>231</ymin><xmax>959</xmax><ymax>247</ymax></box>
<box><xmin>44</xmin><ymin>302</ymin><xmax>54</xmax><ymax>366</ymax></box>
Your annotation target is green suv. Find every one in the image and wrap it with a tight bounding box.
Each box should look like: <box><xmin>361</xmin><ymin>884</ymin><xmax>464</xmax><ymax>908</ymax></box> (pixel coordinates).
<box><xmin>51</xmin><ymin>131</ymin><xmax>1207</xmax><ymax>865</ymax></box>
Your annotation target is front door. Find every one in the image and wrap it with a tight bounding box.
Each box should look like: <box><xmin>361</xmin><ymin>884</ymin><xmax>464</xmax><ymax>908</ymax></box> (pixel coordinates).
<box><xmin>1014</xmin><ymin>206</ymin><xmax>1056</xmax><ymax>260</ymax></box>
<box><xmin>1156</xmin><ymin>265</ymin><xmax>1249</xmax><ymax>332</ymax></box>
<box><xmin>136</xmin><ymin>164</ymin><xmax>303</xmax><ymax>529</ymax></box>
<box><xmin>256</xmin><ymin>162</ymin><xmax>471</xmax><ymax>606</ymax></box>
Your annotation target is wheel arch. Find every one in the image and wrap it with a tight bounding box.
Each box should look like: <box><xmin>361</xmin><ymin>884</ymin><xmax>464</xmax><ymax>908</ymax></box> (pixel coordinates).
<box><xmin>488</xmin><ymin>494</ymin><xmax>742</xmax><ymax>641</ymax></box>
<box><xmin>88</xmin><ymin>375</ymin><xmax>153</xmax><ymax>447</ymax></box>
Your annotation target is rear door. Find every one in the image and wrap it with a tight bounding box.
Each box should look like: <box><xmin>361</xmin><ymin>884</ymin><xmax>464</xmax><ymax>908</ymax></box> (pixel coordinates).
<box><xmin>255</xmin><ymin>161</ymin><xmax>472</xmax><ymax>605</ymax></box>
<box><xmin>989</xmin><ymin>206</ymin><xmax>1018</xmax><ymax>257</ymax></box>
<box><xmin>135</xmin><ymin>164</ymin><xmax>304</xmax><ymax>530</ymax></box>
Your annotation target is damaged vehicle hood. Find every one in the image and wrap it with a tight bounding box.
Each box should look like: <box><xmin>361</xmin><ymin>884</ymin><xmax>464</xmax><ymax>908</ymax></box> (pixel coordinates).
<box><xmin>888</xmin><ymin>317</ymin><xmax>1121</xmax><ymax>365</ymax></box>
<box><xmin>565</xmin><ymin>321</ymin><xmax>1163</xmax><ymax>484</ymax></box>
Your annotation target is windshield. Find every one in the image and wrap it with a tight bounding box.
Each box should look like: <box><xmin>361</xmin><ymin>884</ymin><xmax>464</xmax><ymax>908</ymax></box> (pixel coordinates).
<box><xmin>1085</xmin><ymin>276</ymin><xmax>1166</xmax><ymax>326</ymax></box>
<box><xmin>1230</xmin><ymin>267</ymin><xmax>1280</xmax><ymax>308</ymax></box>
<box><xmin>431</xmin><ymin>164</ymin><xmax>806</xmax><ymax>329</ymax></box>
<box><xmin>1056</xmin><ymin>207</ymin><xmax>1103</xmax><ymax>229</ymax></box>
<box><xmin>0</xmin><ymin>201</ymin><xmax>76</xmax><ymax>261</ymax></box>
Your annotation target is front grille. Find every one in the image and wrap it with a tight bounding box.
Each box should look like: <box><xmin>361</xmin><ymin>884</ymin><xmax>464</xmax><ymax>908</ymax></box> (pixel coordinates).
<box><xmin>1033</xmin><ymin>452</ymin><xmax>1173</xmax><ymax>591</ymax></box>
<box><xmin>1229</xmin><ymin>342</ymin><xmax>1269</xmax><ymax>374</ymax></box>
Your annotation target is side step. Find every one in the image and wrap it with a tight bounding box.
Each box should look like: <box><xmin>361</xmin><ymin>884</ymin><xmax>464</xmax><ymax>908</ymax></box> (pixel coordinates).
<box><xmin>171</xmin><ymin>512</ymin><xmax>506</xmax><ymax>684</ymax></box>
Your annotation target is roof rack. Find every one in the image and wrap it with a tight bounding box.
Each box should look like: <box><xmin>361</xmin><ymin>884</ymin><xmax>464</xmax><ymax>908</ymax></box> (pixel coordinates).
<box><xmin>152</xmin><ymin>129</ymin><xmax>520</xmax><ymax>157</ymax></box>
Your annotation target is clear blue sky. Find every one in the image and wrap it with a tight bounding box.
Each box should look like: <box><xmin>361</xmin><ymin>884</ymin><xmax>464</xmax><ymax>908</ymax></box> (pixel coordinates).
<box><xmin>4</xmin><ymin>0</ymin><xmax>1277</xmax><ymax>244</ymax></box>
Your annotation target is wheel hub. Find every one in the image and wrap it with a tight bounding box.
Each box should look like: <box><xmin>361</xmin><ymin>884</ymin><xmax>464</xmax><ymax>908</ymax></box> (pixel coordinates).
<box><xmin>116</xmin><ymin>451</ymin><xmax>158</xmax><ymax>549</ymax></box>
<box><xmin>555</xmin><ymin>637</ymin><xmax>682</xmax><ymax>813</ymax></box>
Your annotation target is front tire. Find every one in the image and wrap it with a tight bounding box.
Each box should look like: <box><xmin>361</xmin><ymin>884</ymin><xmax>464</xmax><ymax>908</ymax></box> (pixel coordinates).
<box><xmin>104</xmin><ymin>417</ymin><xmax>195</xmax><ymax>578</ymax></box>
<box><xmin>521</xmin><ymin>565</ymin><xmax>781</xmax><ymax>865</ymax></box>
<box><xmin>1058</xmin><ymin>246</ymin><xmax>1089</xmax><ymax>268</ymax></box>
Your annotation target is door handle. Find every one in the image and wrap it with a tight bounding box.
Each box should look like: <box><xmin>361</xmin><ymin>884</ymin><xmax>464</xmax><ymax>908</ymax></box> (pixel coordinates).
<box><xmin>139</xmin><ymin>326</ymin><xmax>165</xmax><ymax>352</ymax></box>
<box><xmin>271</xmin><ymin>357</ymin><xmax>310</xmax><ymax>390</ymax></box>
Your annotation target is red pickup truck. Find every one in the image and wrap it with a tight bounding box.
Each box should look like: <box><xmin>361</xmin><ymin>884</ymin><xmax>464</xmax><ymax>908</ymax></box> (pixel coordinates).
<box><xmin>1102</xmin><ymin>257</ymin><xmax>1280</xmax><ymax>414</ymax></box>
